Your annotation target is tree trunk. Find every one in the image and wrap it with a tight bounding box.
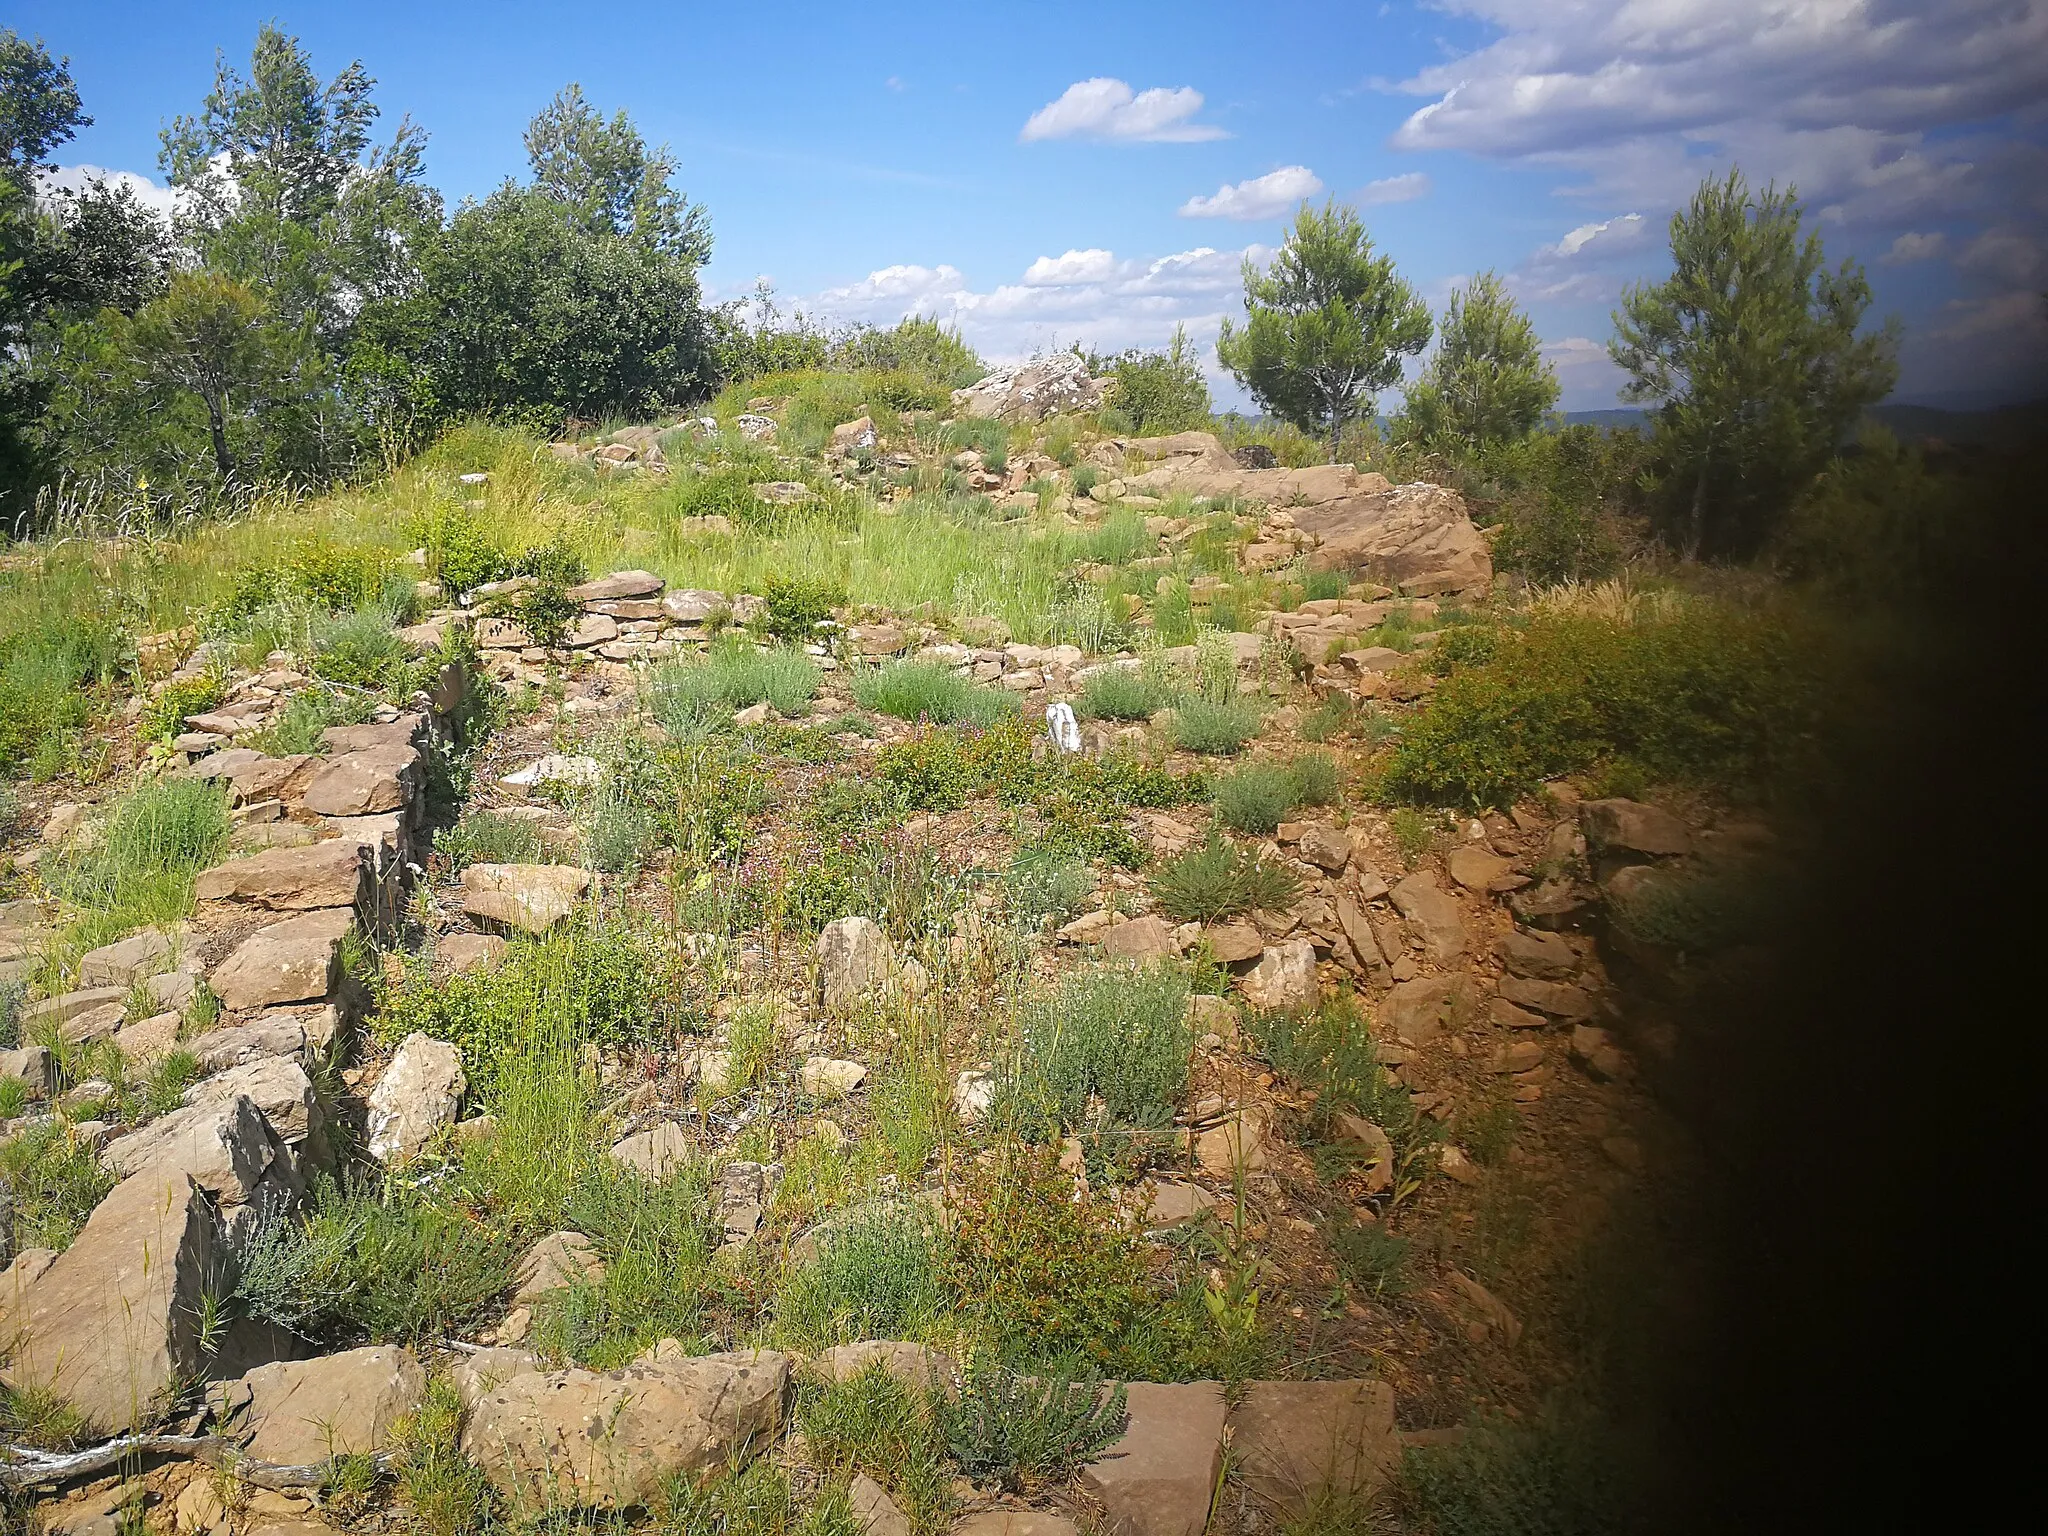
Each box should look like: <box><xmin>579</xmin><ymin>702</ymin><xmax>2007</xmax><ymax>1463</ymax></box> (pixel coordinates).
<box><xmin>1328</xmin><ymin>411</ymin><xmax>1344</xmax><ymax>464</ymax></box>
<box><xmin>205</xmin><ymin>390</ymin><xmax>233</xmax><ymax>483</ymax></box>
<box><xmin>1687</xmin><ymin>460</ymin><xmax>1708</xmax><ymax>562</ymax></box>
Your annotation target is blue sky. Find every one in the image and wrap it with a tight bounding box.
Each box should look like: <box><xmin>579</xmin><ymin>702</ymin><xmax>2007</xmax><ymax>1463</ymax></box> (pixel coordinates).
<box><xmin>18</xmin><ymin>0</ymin><xmax>2048</xmax><ymax>410</ymax></box>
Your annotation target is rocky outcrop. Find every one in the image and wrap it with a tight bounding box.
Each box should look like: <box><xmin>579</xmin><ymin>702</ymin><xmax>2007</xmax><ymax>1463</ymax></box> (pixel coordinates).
<box><xmin>1239</xmin><ymin>940</ymin><xmax>1319</xmax><ymax>1013</ymax></box>
<box><xmin>951</xmin><ymin>354</ymin><xmax>1107</xmax><ymax>422</ymax></box>
<box><xmin>458</xmin><ymin>1344</ymin><xmax>789</xmax><ymax>1509</ymax></box>
<box><xmin>195</xmin><ymin>839</ymin><xmax>370</xmax><ymax>914</ymax></box>
<box><xmin>209</xmin><ymin>909</ymin><xmax>354</xmax><ymax>1013</ymax></box>
<box><xmin>366</xmin><ymin>1033</ymin><xmax>467</xmax><ymax>1164</ymax></box>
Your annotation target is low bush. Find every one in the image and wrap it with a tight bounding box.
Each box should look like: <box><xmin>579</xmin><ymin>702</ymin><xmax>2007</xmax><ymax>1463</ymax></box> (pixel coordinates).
<box><xmin>505</xmin><ymin>541</ymin><xmax>587</xmax><ymax>649</ymax></box>
<box><xmin>1096</xmin><ymin>326</ymin><xmax>1210</xmax><ymax>435</ymax></box>
<box><xmin>141</xmin><ymin>673</ymin><xmax>227</xmax><ymax>742</ymax></box>
<box><xmin>940</xmin><ymin>1146</ymin><xmax>1153</xmax><ymax>1366</ymax></box>
<box><xmin>1212</xmin><ymin>762</ymin><xmax>1295</xmax><ymax>834</ymax></box>
<box><xmin>1005</xmin><ymin>846</ymin><xmax>1094</xmax><ymax>927</ymax></box>
<box><xmin>778</xmin><ymin>1201</ymin><xmax>945</xmax><ymax>1349</ymax></box>
<box><xmin>1607</xmin><ymin>862</ymin><xmax>1783</xmax><ymax>953</ymax></box>
<box><xmin>655</xmin><ymin>1458</ymin><xmax>862</xmax><ymax>1536</ymax></box>
<box><xmin>1288</xmin><ymin>749</ymin><xmax>1343</xmax><ymax>807</ymax></box>
<box><xmin>1170</xmin><ymin>697</ymin><xmax>1261</xmax><ymax>756</ymax></box>
<box><xmin>437</xmin><ymin>809</ymin><xmax>545</xmax><ymax>871</ymax></box>
<box><xmin>243</xmin><ymin>685</ymin><xmax>379</xmax><ymax>755</ymax></box>
<box><xmin>796</xmin><ymin>1364</ymin><xmax>952</xmax><ymax>1535</ymax></box>
<box><xmin>1082</xmin><ymin>509</ymin><xmax>1153</xmax><ymax>566</ymax></box>
<box><xmin>760</xmin><ymin>575</ymin><xmax>846</xmax><ymax>642</ymax></box>
<box><xmin>1076</xmin><ymin>666</ymin><xmax>1168</xmax><ymax>722</ymax></box>
<box><xmin>998</xmin><ymin>963</ymin><xmax>1192</xmax><ymax>1137</ymax></box>
<box><xmin>1149</xmin><ymin>830</ymin><xmax>1301</xmax><ymax>921</ymax></box>
<box><xmin>854</xmin><ymin>661</ymin><xmax>1015</xmax><ymax>728</ymax></box>
<box><xmin>1386</xmin><ymin>607</ymin><xmax>1819</xmax><ymax>808</ymax></box>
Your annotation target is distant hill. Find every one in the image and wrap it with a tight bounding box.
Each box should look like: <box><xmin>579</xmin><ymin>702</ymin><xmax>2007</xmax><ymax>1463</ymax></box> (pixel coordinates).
<box><xmin>1559</xmin><ymin>400</ymin><xmax>2046</xmax><ymax>450</ymax></box>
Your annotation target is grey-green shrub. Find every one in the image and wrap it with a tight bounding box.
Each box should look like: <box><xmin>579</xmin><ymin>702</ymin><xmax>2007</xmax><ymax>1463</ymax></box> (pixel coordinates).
<box><xmin>1170</xmin><ymin>697</ymin><xmax>1261</xmax><ymax>755</ymax></box>
<box><xmin>1000</xmin><ymin>963</ymin><xmax>1192</xmax><ymax>1134</ymax></box>
<box><xmin>1077</xmin><ymin>667</ymin><xmax>1167</xmax><ymax>722</ymax></box>
<box><xmin>649</xmin><ymin>635</ymin><xmax>821</xmax><ymax>735</ymax></box>
<box><xmin>777</xmin><ymin>1201</ymin><xmax>944</xmax><ymax>1348</ymax></box>
<box><xmin>853</xmin><ymin>661</ymin><xmax>1015</xmax><ymax>728</ymax></box>
<box><xmin>1213</xmin><ymin>762</ymin><xmax>1295</xmax><ymax>834</ymax></box>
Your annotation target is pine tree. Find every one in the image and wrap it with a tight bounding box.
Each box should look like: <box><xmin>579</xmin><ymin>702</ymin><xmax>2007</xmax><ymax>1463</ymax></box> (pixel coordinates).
<box><xmin>1397</xmin><ymin>271</ymin><xmax>1558</xmax><ymax>457</ymax></box>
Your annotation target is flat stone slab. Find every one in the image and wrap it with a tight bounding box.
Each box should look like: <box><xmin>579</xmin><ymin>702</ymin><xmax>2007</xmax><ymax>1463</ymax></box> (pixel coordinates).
<box><xmin>1080</xmin><ymin>1381</ymin><xmax>1227</xmax><ymax>1536</ymax></box>
<box><xmin>462</xmin><ymin>863</ymin><xmax>591</xmax><ymax>935</ymax></box>
<box><xmin>209</xmin><ymin>909</ymin><xmax>353</xmax><ymax>1012</ymax></box>
<box><xmin>196</xmin><ymin>839</ymin><xmax>369</xmax><ymax>912</ymax></box>
<box><xmin>211</xmin><ymin>1345</ymin><xmax>427</xmax><ymax>1464</ymax></box>
<box><xmin>1227</xmin><ymin>1379</ymin><xmax>1398</xmax><ymax>1517</ymax></box>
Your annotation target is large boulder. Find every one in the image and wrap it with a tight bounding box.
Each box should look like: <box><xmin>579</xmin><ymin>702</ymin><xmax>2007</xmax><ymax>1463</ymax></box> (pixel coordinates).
<box><xmin>195</xmin><ymin>839</ymin><xmax>369</xmax><ymax>913</ymax></box>
<box><xmin>1227</xmin><ymin>1379</ymin><xmax>1398</xmax><ymax>1517</ymax></box>
<box><xmin>1239</xmin><ymin>939</ymin><xmax>1319</xmax><ymax>1014</ymax></box>
<box><xmin>1080</xmin><ymin>1381</ymin><xmax>1228</xmax><ymax>1536</ymax></box>
<box><xmin>211</xmin><ymin>1345</ymin><xmax>427</xmax><ymax>1464</ymax></box>
<box><xmin>0</xmin><ymin>1171</ymin><xmax>222</xmax><ymax>1433</ymax></box>
<box><xmin>816</xmin><ymin>916</ymin><xmax>891</xmax><ymax>1011</ymax></box>
<box><xmin>458</xmin><ymin>1344</ymin><xmax>789</xmax><ymax>1509</ymax></box>
<box><xmin>366</xmin><ymin>1033</ymin><xmax>466</xmax><ymax>1164</ymax></box>
<box><xmin>209</xmin><ymin>909</ymin><xmax>354</xmax><ymax>1013</ymax></box>
<box><xmin>462</xmin><ymin>864</ymin><xmax>591</xmax><ymax>935</ymax></box>
<box><xmin>1579</xmin><ymin>798</ymin><xmax>1693</xmax><ymax>858</ymax></box>
<box><xmin>951</xmin><ymin>354</ymin><xmax>1108</xmax><ymax>422</ymax></box>
<box><xmin>100</xmin><ymin>1092</ymin><xmax>304</xmax><ymax>1244</ymax></box>
<box><xmin>1096</xmin><ymin>914</ymin><xmax>1179</xmax><ymax>962</ymax></box>
<box><xmin>1298</xmin><ymin>482</ymin><xmax>1492</xmax><ymax>595</ymax></box>
<box><xmin>78</xmin><ymin>928</ymin><xmax>178</xmax><ymax>988</ymax></box>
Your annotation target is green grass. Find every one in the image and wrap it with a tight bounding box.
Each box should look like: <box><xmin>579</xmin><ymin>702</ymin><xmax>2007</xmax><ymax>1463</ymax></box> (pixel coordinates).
<box><xmin>391</xmin><ymin>1378</ymin><xmax>498</xmax><ymax>1536</ymax></box>
<box><xmin>797</xmin><ymin>1364</ymin><xmax>952</xmax><ymax>1536</ymax></box>
<box><xmin>1149</xmin><ymin>830</ymin><xmax>1301</xmax><ymax>921</ymax></box>
<box><xmin>44</xmin><ymin>776</ymin><xmax>232</xmax><ymax>950</ymax></box>
<box><xmin>310</xmin><ymin>604</ymin><xmax>414</xmax><ymax>690</ymax></box>
<box><xmin>1398</xmin><ymin>1412</ymin><xmax>1634</xmax><ymax>1536</ymax></box>
<box><xmin>531</xmin><ymin>1164</ymin><xmax>718</xmax><ymax>1367</ymax></box>
<box><xmin>852</xmin><ymin>661</ymin><xmax>1016</xmax><ymax>728</ymax></box>
<box><xmin>140</xmin><ymin>673</ymin><xmax>228</xmax><ymax>742</ymax></box>
<box><xmin>649</xmin><ymin>635</ymin><xmax>822</xmax><ymax>735</ymax></box>
<box><xmin>656</xmin><ymin>1459</ymin><xmax>863</xmax><ymax>1536</ymax></box>
<box><xmin>938</xmin><ymin>1359</ymin><xmax>1128</xmax><ymax>1491</ymax></box>
<box><xmin>243</xmin><ymin>684</ymin><xmax>380</xmax><ymax>755</ymax></box>
<box><xmin>1169</xmin><ymin>697</ymin><xmax>1262</xmax><ymax>756</ymax></box>
<box><xmin>0</xmin><ymin>1120</ymin><xmax>118</xmax><ymax>1251</ymax></box>
<box><xmin>1212</xmin><ymin>762</ymin><xmax>1296</xmax><ymax>834</ymax></box>
<box><xmin>438</xmin><ymin>809</ymin><xmax>545</xmax><ymax>869</ymax></box>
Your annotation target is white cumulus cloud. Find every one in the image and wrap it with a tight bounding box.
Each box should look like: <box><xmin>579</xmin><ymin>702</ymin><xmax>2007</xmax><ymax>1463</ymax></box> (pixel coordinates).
<box><xmin>1179</xmin><ymin>166</ymin><xmax>1324</xmax><ymax>221</ymax></box>
<box><xmin>1020</xmin><ymin>78</ymin><xmax>1228</xmax><ymax>144</ymax></box>
<box><xmin>39</xmin><ymin>164</ymin><xmax>182</xmax><ymax>218</ymax></box>
<box><xmin>1510</xmin><ymin>212</ymin><xmax>1654</xmax><ymax>301</ymax></box>
<box><xmin>1022</xmin><ymin>249</ymin><xmax>1122</xmax><ymax>287</ymax></box>
<box><xmin>1358</xmin><ymin>172</ymin><xmax>1431</xmax><ymax>206</ymax></box>
<box><xmin>1882</xmin><ymin>231</ymin><xmax>1947</xmax><ymax>264</ymax></box>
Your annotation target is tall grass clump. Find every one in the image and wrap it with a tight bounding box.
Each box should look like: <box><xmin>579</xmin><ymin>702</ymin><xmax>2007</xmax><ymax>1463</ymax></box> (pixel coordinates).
<box><xmin>45</xmin><ymin>777</ymin><xmax>232</xmax><ymax>947</ymax></box>
<box><xmin>1169</xmin><ymin>697</ymin><xmax>1261</xmax><ymax>756</ymax></box>
<box><xmin>1211</xmin><ymin>762</ymin><xmax>1295</xmax><ymax>834</ymax></box>
<box><xmin>1077</xmin><ymin>666</ymin><xmax>1169</xmax><ymax>722</ymax></box>
<box><xmin>1149</xmin><ymin>830</ymin><xmax>1301</xmax><ymax>921</ymax></box>
<box><xmin>853</xmin><ymin>661</ymin><xmax>1016</xmax><ymax>728</ymax></box>
<box><xmin>648</xmin><ymin>635</ymin><xmax>822</xmax><ymax>735</ymax></box>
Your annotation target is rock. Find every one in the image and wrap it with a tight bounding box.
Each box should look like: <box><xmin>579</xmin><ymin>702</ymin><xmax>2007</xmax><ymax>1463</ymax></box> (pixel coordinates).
<box><xmin>1389</xmin><ymin>872</ymin><xmax>1467</xmax><ymax>963</ymax></box>
<box><xmin>39</xmin><ymin>802</ymin><xmax>83</xmax><ymax>844</ymax></box>
<box><xmin>366</xmin><ymin>1033</ymin><xmax>467</xmax><ymax>1163</ymax></box>
<box><xmin>1446</xmin><ymin>1269</ymin><xmax>1523</xmax><ymax>1347</ymax></box>
<box><xmin>211</xmin><ymin>1346</ymin><xmax>426</xmax><ymax>1464</ymax></box>
<box><xmin>60</xmin><ymin>1001</ymin><xmax>126</xmax><ymax>1045</ymax></box>
<box><xmin>1227</xmin><ymin>1380</ymin><xmax>1399</xmax><ymax>1516</ymax></box>
<box><xmin>0</xmin><ymin>1171</ymin><xmax>222</xmax><ymax>1432</ymax></box>
<box><xmin>1239</xmin><ymin>940</ymin><xmax>1319</xmax><ymax>1014</ymax></box>
<box><xmin>78</xmin><ymin>928</ymin><xmax>177</xmax><ymax>988</ymax></box>
<box><xmin>1489</xmin><ymin>997</ymin><xmax>1546</xmax><ymax>1029</ymax></box>
<box><xmin>610</xmin><ymin>1122</ymin><xmax>692</xmax><ymax>1179</ymax></box>
<box><xmin>662</xmin><ymin>589</ymin><xmax>729</xmax><ymax>624</ymax></box>
<box><xmin>458</xmin><ymin>1345</ymin><xmax>789</xmax><ymax>1510</ymax></box>
<box><xmin>734</xmin><ymin>413</ymin><xmax>777</xmax><ymax>441</ymax></box>
<box><xmin>847</xmin><ymin>1473</ymin><xmax>910</xmax><ymax>1536</ymax></box>
<box><xmin>173</xmin><ymin>1474</ymin><xmax>226</xmax><ymax>1535</ymax></box>
<box><xmin>952</xmin><ymin>1070</ymin><xmax>994</xmax><ymax>1123</ymax></box>
<box><xmin>512</xmin><ymin>1231</ymin><xmax>606</xmax><ymax>1305</ymax></box>
<box><xmin>1144</xmin><ymin>1180</ymin><xmax>1219</xmax><ymax>1226</ymax></box>
<box><xmin>1080</xmin><ymin>1380</ymin><xmax>1227</xmax><ymax>1536</ymax></box>
<box><xmin>1297</xmin><ymin>482</ymin><xmax>1492</xmax><ymax>595</ymax></box>
<box><xmin>449</xmin><ymin>1347</ymin><xmax>541</xmax><ymax>1410</ymax></box>
<box><xmin>814</xmin><ymin>1340</ymin><xmax>955</xmax><ymax>1393</ymax></box>
<box><xmin>1186</xmin><ymin>993</ymin><xmax>1239</xmax><ymax>1044</ymax></box>
<box><xmin>951</xmin><ymin>1516</ymin><xmax>1080</xmax><ymax>1536</ymax></box>
<box><xmin>1495</xmin><ymin>929</ymin><xmax>1577</xmax><ymax>980</ymax></box>
<box><xmin>462</xmin><ymin>863</ymin><xmax>591</xmax><ymax>935</ymax></box>
<box><xmin>0</xmin><ymin>1045</ymin><xmax>54</xmax><ymax>1098</ymax></box>
<box><xmin>1570</xmin><ymin>1024</ymin><xmax>1628</xmax><ymax>1081</ymax></box>
<box><xmin>1495</xmin><ymin>1041</ymin><xmax>1544</xmax><ymax>1074</ymax></box>
<box><xmin>732</xmin><ymin>701</ymin><xmax>773</xmax><ymax>728</ymax></box>
<box><xmin>1331</xmin><ymin>1114</ymin><xmax>1395</xmax><ymax>1194</ymax></box>
<box><xmin>111</xmin><ymin>1010</ymin><xmax>179</xmax><ymax>1065</ymax></box>
<box><xmin>1380</xmin><ymin>974</ymin><xmax>1476</xmax><ymax>1045</ymax></box>
<box><xmin>817</xmin><ymin>916</ymin><xmax>891</xmax><ymax>1011</ymax></box>
<box><xmin>101</xmin><ymin>1089</ymin><xmax>305</xmax><ymax>1240</ymax></box>
<box><xmin>800</xmin><ymin>1057</ymin><xmax>867</xmax><ymax>1101</ymax></box>
<box><xmin>1202</xmin><ymin>921</ymin><xmax>1264</xmax><ymax>964</ymax></box>
<box><xmin>500</xmin><ymin>754</ymin><xmax>604</xmax><ymax>792</ymax></box>
<box><xmin>1579</xmin><ymin>798</ymin><xmax>1692</xmax><ymax>858</ymax></box>
<box><xmin>187</xmin><ymin>1018</ymin><xmax>311</xmax><ymax>1072</ymax></box>
<box><xmin>209</xmin><ymin>909</ymin><xmax>354</xmax><ymax>1012</ymax></box>
<box><xmin>1098</xmin><ymin>914</ymin><xmax>1179</xmax><ymax>962</ymax></box>
<box><xmin>951</xmin><ymin>353</ymin><xmax>1107</xmax><ymax>422</ymax></box>
<box><xmin>828</xmin><ymin>416</ymin><xmax>877</xmax><ymax>454</ymax></box>
<box><xmin>20</xmin><ymin>986</ymin><xmax>125</xmax><ymax>1028</ymax></box>
<box><xmin>567</xmin><ymin>614</ymin><xmax>620</xmax><ymax>648</ymax></box>
<box><xmin>1446</xmin><ymin>845</ymin><xmax>1514</xmax><ymax>893</ymax></box>
<box><xmin>1334</xmin><ymin>895</ymin><xmax>1389</xmax><ymax>974</ymax></box>
<box><xmin>566</xmin><ymin>571</ymin><xmax>664</xmax><ymax>603</ymax></box>
<box><xmin>298</xmin><ymin>746</ymin><xmax>421</xmax><ymax>818</ymax></box>
<box><xmin>439</xmin><ymin>932</ymin><xmax>509</xmax><ymax>975</ymax></box>
<box><xmin>1497</xmin><ymin>975</ymin><xmax>1593</xmax><ymax>1020</ymax></box>
<box><xmin>1196</xmin><ymin>1108</ymin><xmax>1268</xmax><ymax>1175</ymax></box>
<box><xmin>322</xmin><ymin>715</ymin><xmax>426</xmax><ymax>755</ymax></box>
<box><xmin>196</xmin><ymin>839</ymin><xmax>370</xmax><ymax>913</ymax></box>
<box><xmin>1297</xmin><ymin>824</ymin><xmax>1352</xmax><ymax>873</ymax></box>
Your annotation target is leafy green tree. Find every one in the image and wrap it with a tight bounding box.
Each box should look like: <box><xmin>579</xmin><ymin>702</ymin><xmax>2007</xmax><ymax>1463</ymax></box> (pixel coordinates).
<box><xmin>829</xmin><ymin>315</ymin><xmax>985</xmax><ymax>388</ymax></box>
<box><xmin>0</xmin><ymin>27</ymin><xmax>84</xmax><ymax>180</ymax></box>
<box><xmin>160</xmin><ymin>23</ymin><xmax>439</xmax><ymax>339</ymax></box>
<box><xmin>1610</xmin><ymin>169</ymin><xmax>1899</xmax><ymax>559</ymax></box>
<box><xmin>1217</xmin><ymin>201</ymin><xmax>1431</xmax><ymax>460</ymax></box>
<box><xmin>1099</xmin><ymin>325</ymin><xmax>1211</xmax><ymax>435</ymax></box>
<box><xmin>524</xmin><ymin>84</ymin><xmax>709</xmax><ymax>264</ymax></box>
<box><xmin>1396</xmin><ymin>271</ymin><xmax>1558</xmax><ymax>457</ymax></box>
<box><xmin>363</xmin><ymin>186</ymin><xmax>711</xmax><ymax>427</ymax></box>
